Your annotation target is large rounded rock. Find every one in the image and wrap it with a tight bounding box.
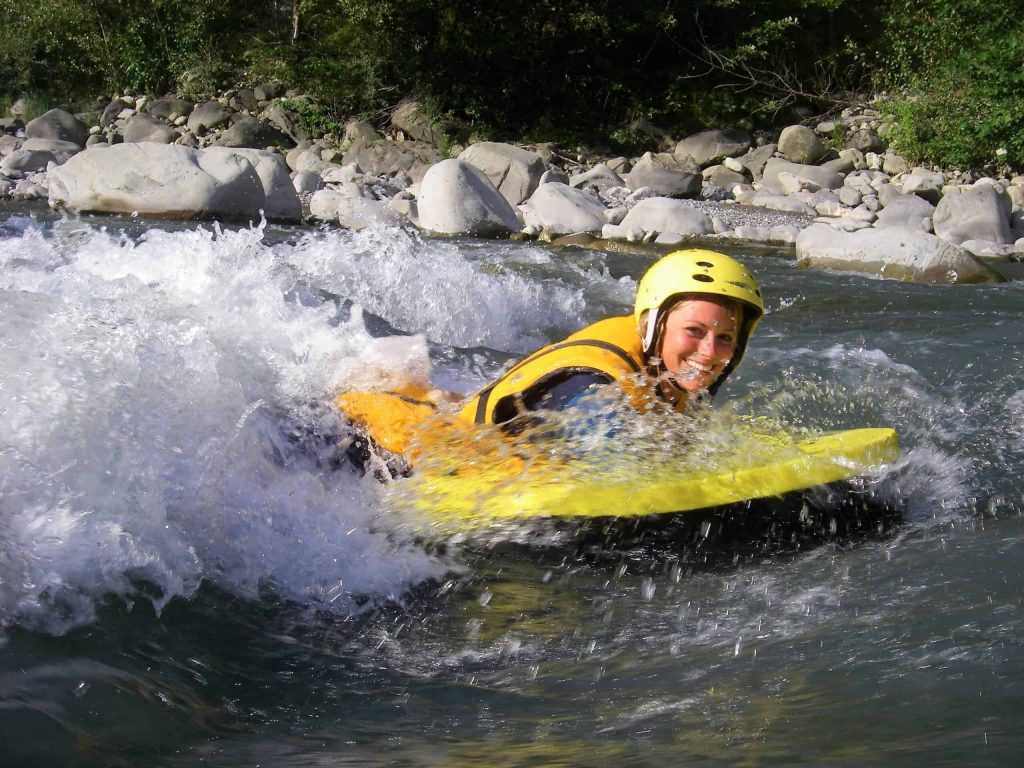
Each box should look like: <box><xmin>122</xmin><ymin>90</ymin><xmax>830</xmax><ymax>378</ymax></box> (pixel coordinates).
<box><xmin>626</xmin><ymin>153</ymin><xmax>701</xmax><ymax>198</ymax></box>
<box><xmin>738</xmin><ymin>144</ymin><xmax>776</xmax><ymax>181</ymax></box>
<box><xmin>342</xmin><ymin>139</ymin><xmax>443</xmax><ymax>182</ymax></box>
<box><xmin>416</xmin><ymin>158</ymin><xmax>520</xmax><ymax>236</ymax></box>
<box><xmin>391</xmin><ymin>99</ymin><xmax>447</xmax><ymax>147</ymax></box>
<box><xmin>761</xmin><ymin>158</ymin><xmax>843</xmax><ymax>193</ymax></box>
<box><xmin>933</xmin><ymin>184</ymin><xmax>1013</xmax><ymax>245</ymax></box>
<box><xmin>146</xmin><ymin>97</ymin><xmax>195</xmax><ymax>120</ymax></box>
<box><xmin>519</xmin><ymin>182</ymin><xmax>605</xmax><ymax>236</ymax></box>
<box><xmin>214</xmin><ymin>117</ymin><xmax>295</xmax><ymax>149</ymax></box>
<box><xmin>22</xmin><ymin>138</ymin><xmax>80</xmax><ymax>164</ymax></box>
<box><xmin>796</xmin><ymin>223</ymin><xmax>1004</xmax><ymax>283</ymax></box>
<box><xmin>48</xmin><ymin>143</ymin><xmax>266</xmax><ymax>221</ymax></box>
<box><xmin>122</xmin><ymin>114</ymin><xmax>178</xmax><ymax>144</ymax></box>
<box><xmin>845</xmin><ymin>128</ymin><xmax>885</xmax><ymax>154</ymax></box>
<box><xmin>900</xmin><ymin>168</ymin><xmax>946</xmax><ymax>204</ymax></box>
<box><xmin>187</xmin><ymin>101</ymin><xmax>234</xmax><ymax>134</ymax></box>
<box><xmin>673</xmin><ymin>129</ymin><xmax>753</xmax><ymax>168</ymax></box>
<box><xmin>26</xmin><ymin>109</ymin><xmax>88</xmax><ymax>147</ymax></box>
<box><xmin>344</xmin><ymin>120</ymin><xmax>382</xmax><ymax>144</ymax></box>
<box><xmin>458</xmin><ymin>142</ymin><xmax>546</xmax><ymax>206</ymax></box>
<box><xmin>569</xmin><ymin>163</ymin><xmax>624</xmax><ymax>192</ymax></box>
<box><xmin>100</xmin><ymin>99</ymin><xmax>130</xmax><ymax>128</ymax></box>
<box><xmin>618</xmin><ymin>197</ymin><xmax>713</xmax><ymax>237</ymax></box>
<box><xmin>203</xmin><ymin>147</ymin><xmax>301</xmax><ymax>222</ymax></box>
<box><xmin>875</xmin><ymin>194</ymin><xmax>935</xmax><ymax>230</ymax></box>
<box><xmin>0</xmin><ymin>148</ymin><xmax>55</xmax><ymax>174</ymax></box>
<box><xmin>778</xmin><ymin>125</ymin><xmax>828</xmax><ymax>165</ymax></box>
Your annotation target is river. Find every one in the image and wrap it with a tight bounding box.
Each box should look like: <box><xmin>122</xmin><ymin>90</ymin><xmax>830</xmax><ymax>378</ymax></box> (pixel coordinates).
<box><xmin>1</xmin><ymin>204</ymin><xmax>1022</xmax><ymax>766</ymax></box>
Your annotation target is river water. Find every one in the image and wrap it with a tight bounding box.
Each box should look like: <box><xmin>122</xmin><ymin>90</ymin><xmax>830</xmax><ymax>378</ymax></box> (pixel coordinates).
<box><xmin>1</xmin><ymin>205</ymin><xmax>1022</xmax><ymax>767</ymax></box>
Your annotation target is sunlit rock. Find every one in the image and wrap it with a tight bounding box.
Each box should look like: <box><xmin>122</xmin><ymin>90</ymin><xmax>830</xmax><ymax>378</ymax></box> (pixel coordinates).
<box><xmin>458</xmin><ymin>142</ymin><xmax>546</xmax><ymax>206</ymax></box>
<box><xmin>673</xmin><ymin>129</ymin><xmax>753</xmax><ymax>168</ymax></box>
<box><xmin>761</xmin><ymin>158</ymin><xmax>843</xmax><ymax>193</ymax></box>
<box><xmin>617</xmin><ymin>197</ymin><xmax>713</xmax><ymax>237</ymax></box>
<box><xmin>933</xmin><ymin>184</ymin><xmax>1013</xmax><ymax>245</ymax></box>
<box><xmin>796</xmin><ymin>223</ymin><xmax>1005</xmax><ymax>283</ymax></box>
<box><xmin>204</xmin><ymin>147</ymin><xmax>301</xmax><ymax>222</ymax></box>
<box><xmin>778</xmin><ymin>125</ymin><xmax>827</xmax><ymax>165</ymax></box>
<box><xmin>520</xmin><ymin>182</ymin><xmax>605</xmax><ymax>236</ymax></box>
<box><xmin>48</xmin><ymin>143</ymin><xmax>266</xmax><ymax>221</ymax></box>
<box><xmin>416</xmin><ymin>158</ymin><xmax>520</xmax><ymax>236</ymax></box>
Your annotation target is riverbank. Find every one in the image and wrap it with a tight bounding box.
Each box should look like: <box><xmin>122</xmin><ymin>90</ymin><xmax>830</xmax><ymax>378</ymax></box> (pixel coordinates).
<box><xmin>2</xmin><ymin>90</ymin><xmax>1022</xmax><ymax>283</ymax></box>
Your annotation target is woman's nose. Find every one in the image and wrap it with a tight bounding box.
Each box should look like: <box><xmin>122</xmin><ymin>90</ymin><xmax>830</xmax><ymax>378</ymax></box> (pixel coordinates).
<box><xmin>699</xmin><ymin>334</ymin><xmax>721</xmax><ymax>357</ymax></box>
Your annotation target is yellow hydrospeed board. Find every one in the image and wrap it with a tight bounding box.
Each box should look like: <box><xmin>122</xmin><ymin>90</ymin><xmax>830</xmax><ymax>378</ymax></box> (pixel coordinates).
<box><xmin>336</xmin><ymin>388</ymin><xmax>900</xmax><ymax>531</ymax></box>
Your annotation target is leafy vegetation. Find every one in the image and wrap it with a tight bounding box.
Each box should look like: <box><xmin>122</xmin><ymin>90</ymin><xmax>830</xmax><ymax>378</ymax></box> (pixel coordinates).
<box><xmin>0</xmin><ymin>0</ymin><xmax>1020</xmax><ymax>170</ymax></box>
<box><xmin>881</xmin><ymin>0</ymin><xmax>1024</xmax><ymax>169</ymax></box>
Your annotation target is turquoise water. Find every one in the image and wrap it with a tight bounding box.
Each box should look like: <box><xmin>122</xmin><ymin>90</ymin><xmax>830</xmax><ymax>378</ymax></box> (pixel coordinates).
<box><xmin>1</xmin><ymin>205</ymin><xmax>1022</xmax><ymax>766</ymax></box>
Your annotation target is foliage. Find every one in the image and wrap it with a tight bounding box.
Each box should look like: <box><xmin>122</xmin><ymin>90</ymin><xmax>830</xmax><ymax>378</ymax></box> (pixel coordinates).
<box><xmin>279</xmin><ymin>97</ymin><xmax>344</xmax><ymax>140</ymax></box>
<box><xmin>880</xmin><ymin>0</ymin><xmax>1024</xmax><ymax>169</ymax></box>
<box><xmin>1</xmin><ymin>0</ymin><xmax>1021</xmax><ymax>170</ymax></box>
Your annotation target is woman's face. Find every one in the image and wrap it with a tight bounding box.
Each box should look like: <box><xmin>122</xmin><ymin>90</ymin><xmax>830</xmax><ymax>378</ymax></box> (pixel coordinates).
<box><xmin>657</xmin><ymin>299</ymin><xmax>739</xmax><ymax>393</ymax></box>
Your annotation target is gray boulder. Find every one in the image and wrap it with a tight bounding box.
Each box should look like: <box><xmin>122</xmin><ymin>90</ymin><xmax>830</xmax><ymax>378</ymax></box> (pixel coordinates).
<box><xmin>519</xmin><ymin>182</ymin><xmax>606</xmax><ymax>236</ymax></box>
<box><xmin>391</xmin><ymin>99</ymin><xmax>447</xmax><ymax>147</ymax></box>
<box><xmin>570</xmin><ymin>163</ymin><xmax>624</xmax><ymax>192</ymax></box>
<box><xmin>122</xmin><ymin>115</ymin><xmax>178</xmax><ymax>144</ymax></box>
<box><xmin>204</xmin><ymin>147</ymin><xmax>301</xmax><ymax>222</ymax></box>
<box><xmin>416</xmin><ymin>158</ymin><xmax>520</xmax><ymax>236</ymax></box>
<box><xmin>738</xmin><ymin>143</ymin><xmax>776</xmax><ymax>182</ymax></box>
<box><xmin>344</xmin><ymin>120</ymin><xmax>382</xmax><ymax>144</ymax></box>
<box><xmin>100</xmin><ymin>99</ymin><xmax>130</xmax><ymax>128</ymax></box>
<box><xmin>749</xmin><ymin>192</ymin><xmax>817</xmax><ymax>217</ymax></box>
<box><xmin>901</xmin><ymin>169</ymin><xmax>946</xmax><ymax>204</ymax></box>
<box><xmin>187</xmin><ymin>101</ymin><xmax>234</xmax><ymax>135</ymax></box>
<box><xmin>673</xmin><ymin>129</ymin><xmax>753</xmax><ymax>168</ymax></box>
<box><xmin>309</xmin><ymin>189</ymin><xmax>345</xmax><ymax>222</ymax></box>
<box><xmin>146</xmin><ymin>98</ymin><xmax>194</xmax><ymax>120</ymax></box>
<box><xmin>933</xmin><ymin>184</ymin><xmax>1013</xmax><ymax>245</ymax></box>
<box><xmin>875</xmin><ymin>194</ymin><xmax>935</xmax><ymax>230</ymax></box>
<box><xmin>337</xmin><ymin>197</ymin><xmax>406</xmax><ymax>230</ymax></box>
<box><xmin>343</xmin><ymin>139</ymin><xmax>443</xmax><ymax>182</ymax></box>
<box><xmin>702</xmin><ymin>165</ymin><xmax>749</xmax><ymax>189</ymax></box>
<box><xmin>626</xmin><ymin>152</ymin><xmax>701</xmax><ymax>198</ymax></box>
<box><xmin>618</xmin><ymin>197</ymin><xmax>713</xmax><ymax>237</ymax></box>
<box><xmin>22</xmin><ymin>138</ymin><xmax>80</xmax><ymax>164</ymax></box>
<box><xmin>26</xmin><ymin>109</ymin><xmax>88</xmax><ymax>147</ymax></box>
<box><xmin>48</xmin><ymin>143</ymin><xmax>267</xmax><ymax>221</ymax></box>
<box><xmin>796</xmin><ymin>223</ymin><xmax>1004</xmax><ymax>284</ymax></box>
<box><xmin>0</xmin><ymin>148</ymin><xmax>55</xmax><ymax>174</ymax></box>
<box><xmin>0</xmin><ymin>134</ymin><xmax>22</xmax><ymax>155</ymax></box>
<box><xmin>291</xmin><ymin>170</ymin><xmax>323</xmax><ymax>195</ymax></box>
<box><xmin>761</xmin><ymin>158</ymin><xmax>843</xmax><ymax>193</ymax></box>
<box><xmin>228</xmin><ymin>88</ymin><xmax>259</xmax><ymax>113</ymax></box>
<box><xmin>882</xmin><ymin>153</ymin><xmax>910</xmax><ymax>176</ymax></box>
<box><xmin>261</xmin><ymin>102</ymin><xmax>310</xmax><ymax>144</ymax></box>
<box><xmin>253</xmin><ymin>83</ymin><xmax>284</xmax><ymax>101</ymax></box>
<box><xmin>778</xmin><ymin>125</ymin><xmax>827</xmax><ymax>164</ymax></box>
<box><xmin>214</xmin><ymin>117</ymin><xmax>295</xmax><ymax>149</ymax></box>
<box><xmin>846</xmin><ymin>128</ymin><xmax>886</xmax><ymax>154</ymax></box>
<box><xmin>458</xmin><ymin>142</ymin><xmax>546</xmax><ymax>206</ymax></box>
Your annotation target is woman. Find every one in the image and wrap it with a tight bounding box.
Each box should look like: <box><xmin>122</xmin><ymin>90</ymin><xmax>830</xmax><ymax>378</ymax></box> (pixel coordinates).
<box><xmin>335</xmin><ymin>248</ymin><xmax>764</xmax><ymax>473</ymax></box>
<box><xmin>458</xmin><ymin>248</ymin><xmax>764</xmax><ymax>426</ymax></box>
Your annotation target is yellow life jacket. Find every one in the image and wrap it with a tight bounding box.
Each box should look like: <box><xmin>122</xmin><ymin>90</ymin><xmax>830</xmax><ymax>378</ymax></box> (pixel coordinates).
<box><xmin>458</xmin><ymin>315</ymin><xmax>680</xmax><ymax>425</ymax></box>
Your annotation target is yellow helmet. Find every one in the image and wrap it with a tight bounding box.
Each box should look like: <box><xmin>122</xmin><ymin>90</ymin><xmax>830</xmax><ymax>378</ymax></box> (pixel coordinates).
<box><xmin>634</xmin><ymin>249</ymin><xmax>765</xmax><ymax>391</ymax></box>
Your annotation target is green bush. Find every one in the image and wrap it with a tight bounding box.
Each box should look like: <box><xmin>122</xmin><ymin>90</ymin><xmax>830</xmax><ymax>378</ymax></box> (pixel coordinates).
<box><xmin>881</xmin><ymin>0</ymin><xmax>1024</xmax><ymax>170</ymax></box>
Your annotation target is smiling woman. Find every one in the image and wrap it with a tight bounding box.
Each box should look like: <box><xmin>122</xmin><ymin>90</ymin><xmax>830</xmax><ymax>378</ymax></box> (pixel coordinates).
<box><xmin>457</xmin><ymin>249</ymin><xmax>765</xmax><ymax>427</ymax></box>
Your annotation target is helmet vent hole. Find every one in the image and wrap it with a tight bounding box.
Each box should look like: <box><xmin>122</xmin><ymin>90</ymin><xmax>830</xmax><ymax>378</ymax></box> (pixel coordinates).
<box><xmin>695</xmin><ymin>261</ymin><xmax>714</xmax><ymax>267</ymax></box>
<box><xmin>692</xmin><ymin>274</ymin><xmax>715</xmax><ymax>283</ymax></box>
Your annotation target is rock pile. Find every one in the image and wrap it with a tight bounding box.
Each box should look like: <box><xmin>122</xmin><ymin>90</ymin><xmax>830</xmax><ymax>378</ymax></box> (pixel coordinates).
<box><xmin>2</xmin><ymin>93</ymin><xmax>1021</xmax><ymax>284</ymax></box>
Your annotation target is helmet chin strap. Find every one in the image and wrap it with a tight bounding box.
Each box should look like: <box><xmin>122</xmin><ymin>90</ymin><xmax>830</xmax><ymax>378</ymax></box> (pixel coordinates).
<box><xmin>642</xmin><ymin>311</ymin><xmax>659</xmax><ymax>355</ymax></box>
